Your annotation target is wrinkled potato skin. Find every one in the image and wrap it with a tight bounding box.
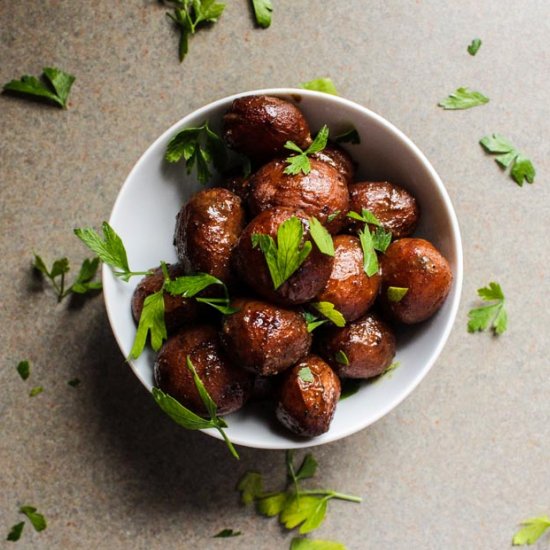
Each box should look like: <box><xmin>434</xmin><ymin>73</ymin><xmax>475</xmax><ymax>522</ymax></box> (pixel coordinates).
<box><xmin>221</xmin><ymin>298</ymin><xmax>312</xmax><ymax>376</ymax></box>
<box><xmin>316</xmin><ymin>235</ymin><xmax>380</xmax><ymax>322</ymax></box>
<box><xmin>154</xmin><ymin>325</ymin><xmax>254</xmax><ymax>416</ymax></box>
<box><xmin>380</xmin><ymin>238</ymin><xmax>453</xmax><ymax>324</ymax></box>
<box><xmin>174</xmin><ymin>187</ymin><xmax>245</xmax><ymax>285</ymax></box>
<box><xmin>131</xmin><ymin>264</ymin><xmax>199</xmax><ymax>333</ymax></box>
<box><xmin>317</xmin><ymin>312</ymin><xmax>396</xmax><ymax>379</ymax></box>
<box><xmin>233</xmin><ymin>207</ymin><xmax>334</xmax><ymax>305</ymax></box>
<box><xmin>348</xmin><ymin>181</ymin><xmax>419</xmax><ymax>238</ymax></box>
<box><xmin>312</xmin><ymin>142</ymin><xmax>356</xmax><ymax>184</ymax></box>
<box><xmin>248</xmin><ymin>158</ymin><xmax>349</xmax><ymax>234</ymax></box>
<box><xmin>276</xmin><ymin>355</ymin><xmax>341</xmax><ymax>437</ymax></box>
<box><xmin>223</xmin><ymin>95</ymin><xmax>311</xmax><ymax>160</ymax></box>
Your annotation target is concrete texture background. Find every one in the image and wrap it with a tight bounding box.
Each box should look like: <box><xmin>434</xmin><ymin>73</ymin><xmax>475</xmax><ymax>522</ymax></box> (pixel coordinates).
<box><xmin>1</xmin><ymin>1</ymin><xmax>549</xmax><ymax>548</ymax></box>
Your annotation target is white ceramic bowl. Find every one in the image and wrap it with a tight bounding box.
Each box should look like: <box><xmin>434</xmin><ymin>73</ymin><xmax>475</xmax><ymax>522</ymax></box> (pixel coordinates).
<box><xmin>103</xmin><ymin>88</ymin><xmax>463</xmax><ymax>450</ymax></box>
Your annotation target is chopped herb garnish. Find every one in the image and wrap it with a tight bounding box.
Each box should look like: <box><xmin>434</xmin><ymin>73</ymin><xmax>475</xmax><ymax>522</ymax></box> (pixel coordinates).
<box><xmin>237</xmin><ymin>471</ymin><xmax>263</xmax><ymax>504</ymax></box>
<box><xmin>284</xmin><ymin>125</ymin><xmax>329</xmax><ymax>175</ymax></box>
<box><xmin>310</xmin><ymin>302</ymin><xmax>346</xmax><ymax>327</ymax></box>
<box><xmin>357</xmin><ymin>225</ymin><xmax>378</xmax><ymax>277</ymax></box>
<box><xmin>300</xmin><ymin>78</ymin><xmax>338</xmax><ymax>96</ymax></box>
<box><xmin>512</xmin><ymin>516</ymin><xmax>550</xmax><ymax>546</ymax></box>
<box><xmin>16</xmin><ymin>360</ymin><xmax>30</xmax><ymax>381</ymax></box>
<box><xmin>480</xmin><ymin>134</ymin><xmax>536</xmax><ymax>186</ymax></box>
<box><xmin>6</xmin><ymin>521</ymin><xmax>25</xmax><ymax>542</ymax></box>
<box><xmin>165</xmin><ymin>121</ymin><xmax>227</xmax><ymax>185</ymax></box>
<box><xmin>298</xmin><ymin>367</ymin><xmax>314</xmax><ymax>383</ymax></box>
<box><xmin>290</xmin><ymin>538</ymin><xmax>347</xmax><ymax>550</ymax></box>
<box><xmin>467</xmin><ymin>282</ymin><xmax>507</xmax><ymax>335</ymax></box>
<box><xmin>308</xmin><ymin>217</ymin><xmax>334</xmax><ymax>256</ymax></box>
<box><xmin>387</xmin><ymin>286</ymin><xmax>408</xmax><ymax>302</ymax></box>
<box><xmin>438</xmin><ymin>87</ymin><xmax>489</xmax><ymax>110</ymax></box>
<box><xmin>371</xmin><ymin>226</ymin><xmax>392</xmax><ymax>253</ymax></box>
<box><xmin>335</xmin><ymin>350</ymin><xmax>349</xmax><ymax>366</ymax></box>
<box><xmin>467</xmin><ymin>38</ymin><xmax>482</xmax><ymax>56</ymax></box>
<box><xmin>326</xmin><ymin>211</ymin><xmax>340</xmax><ymax>223</ymax></box>
<box><xmin>347</xmin><ymin>208</ymin><xmax>382</xmax><ymax>226</ymax></box>
<box><xmin>251</xmin><ymin>0</ymin><xmax>272</xmax><ymax>28</ymax></box>
<box><xmin>213</xmin><ymin>528</ymin><xmax>242</xmax><ymax>538</ymax></box>
<box><xmin>29</xmin><ymin>387</ymin><xmax>44</xmax><ymax>397</ymax></box>
<box><xmin>334</xmin><ymin>127</ymin><xmax>360</xmax><ymax>145</ymax></box>
<box><xmin>19</xmin><ymin>506</ymin><xmax>47</xmax><ymax>532</ymax></box>
<box><xmin>130</xmin><ymin>290</ymin><xmax>167</xmax><ymax>359</ymax></box>
<box><xmin>3</xmin><ymin>67</ymin><xmax>75</xmax><ymax>108</ymax></box>
<box><xmin>301</xmin><ymin>311</ymin><xmax>327</xmax><ymax>332</ymax></box>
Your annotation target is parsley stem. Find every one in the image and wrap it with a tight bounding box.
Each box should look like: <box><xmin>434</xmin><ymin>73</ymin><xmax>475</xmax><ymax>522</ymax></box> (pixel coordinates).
<box><xmin>114</xmin><ymin>270</ymin><xmax>151</xmax><ymax>279</ymax></box>
<box><xmin>216</xmin><ymin>425</ymin><xmax>240</xmax><ymax>460</ymax></box>
<box><xmin>298</xmin><ymin>489</ymin><xmax>362</xmax><ymax>503</ymax></box>
<box><xmin>58</xmin><ymin>271</ymin><xmax>66</xmax><ymax>302</ymax></box>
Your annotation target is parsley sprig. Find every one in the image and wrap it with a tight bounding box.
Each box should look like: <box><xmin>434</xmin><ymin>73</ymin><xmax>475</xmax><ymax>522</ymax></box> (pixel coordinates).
<box><xmin>238</xmin><ymin>451</ymin><xmax>361</xmax><ymax>535</ymax></box>
<box><xmin>310</xmin><ymin>302</ymin><xmax>346</xmax><ymax>327</ymax></box>
<box><xmin>284</xmin><ymin>125</ymin><xmax>329</xmax><ymax>175</ymax></box>
<box><xmin>7</xmin><ymin>505</ymin><xmax>47</xmax><ymax>541</ymax></box>
<box><xmin>153</xmin><ymin>356</ymin><xmax>239</xmax><ymax>459</ymax></box>
<box><xmin>467</xmin><ymin>282</ymin><xmax>508</xmax><ymax>335</ymax></box>
<box><xmin>467</xmin><ymin>38</ymin><xmax>482</xmax><ymax>56</ymax></box>
<box><xmin>438</xmin><ymin>87</ymin><xmax>489</xmax><ymax>110</ymax></box>
<box><xmin>308</xmin><ymin>217</ymin><xmax>334</xmax><ymax>256</ymax></box>
<box><xmin>300</xmin><ymin>78</ymin><xmax>339</xmax><ymax>96</ymax></box>
<box><xmin>165</xmin><ymin>121</ymin><xmax>227</xmax><ymax>185</ymax></box>
<box><xmin>512</xmin><ymin>515</ymin><xmax>550</xmax><ymax>546</ymax></box>
<box><xmin>347</xmin><ymin>209</ymin><xmax>392</xmax><ymax>253</ymax></box>
<box><xmin>479</xmin><ymin>134</ymin><xmax>536</xmax><ymax>186</ymax></box>
<box><xmin>251</xmin><ymin>0</ymin><xmax>272</xmax><ymax>28</ymax></box>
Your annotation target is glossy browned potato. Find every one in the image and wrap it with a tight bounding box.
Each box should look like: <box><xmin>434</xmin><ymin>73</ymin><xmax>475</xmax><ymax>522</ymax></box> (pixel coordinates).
<box><xmin>317</xmin><ymin>312</ymin><xmax>396</xmax><ymax>379</ymax></box>
<box><xmin>233</xmin><ymin>207</ymin><xmax>334</xmax><ymax>305</ymax></box>
<box><xmin>174</xmin><ymin>187</ymin><xmax>245</xmax><ymax>285</ymax></box>
<box><xmin>276</xmin><ymin>355</ymin><xmax>341</xmax><ymax>437</ymax></box>
<box><xmin>316</xmin><ymin>235</ymin><xmax>381</xmax><ymax>322</ymax></box>
<box><xmin>248</xmin><ymin>158</ymin><xmax>349</xmax><ymax>234</ymax></box>
<box><xmin>131</xmin><ymin>263</ymin><xmax>199</xmax><ymax>333</ymax></box>
<box><xmin>312</xmin><ymin>142</ymin><xmax>356</xmax><ymax>184</ymax></box>
<box><xmin>348</xmin><ymin>181</ymin><xmax>419</xmax><ymax>238</ymax></box>
<box><xmin>380</xmin><ymin>238</ymin><xmax>453</xmax><ymax>324</ymax></box>
<box><xmin>223</xmin><ymin>95</ymin><xmax>311</xmax><ymax>160</ymax></box>
<box><xmin>221</xmin><ymin>298</ymin><xmax>312</xmax><ymax>376</ymax></box>
<box><xmin>154</xmin><ymin>325</ymin><xmax>254</xmax><ymax>416</ymax></box>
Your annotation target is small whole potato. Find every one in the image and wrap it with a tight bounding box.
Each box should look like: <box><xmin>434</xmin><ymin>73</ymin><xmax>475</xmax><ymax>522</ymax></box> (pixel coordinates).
<box><xmin>380</xmin><ymin>238</ymin><xmax>453</xmax><ymax>324</ymax></box>
<box><xmin>348</xmin><ymin>181</ymin><xmax>419</xmax><ymax>238</ymax></box>
<box><xmin>276</xmin><ymin>355</ymin><xmax>341</xmax><ymax>437</ymax></box>
<box><xmin>174</xmin><ymin>187</ymin><xmax>245</xmax><ymax>285</ymax></box>
<box><xmin>154</xmin><ymin>325</ymin><xmax>254</xmax><ymax>416</ymax></box>
<box><xmin>317</xmin><ymin>312</ymin><xmax>396</xmax><ymax>379</ymax></box>
<box><xmin>312</xmin><ymin>142</ymin><xmax>356</xmax><ymax>184</ymax></box>
<box><xmin>233</xmin><ymin>207</ymin><xmax>334</xmax><ymax>305</ymax></box>
<box><xmin>131</xmin><ymin>263</ymin><xmax>199</xmax><ymax>333</ymax></box>
<box><xmin>248</xmin><ymin>158</ymin><xmax>349</xmax><ymax>234</ymax></box>
<box><xmin>316</xmin><ymin>235</ymin><xmax>381</xmax><ymax>322</ymax></box>
<box><xmin>221</xmin><ymin>298</ymin><xmax>312</xmax><ymax>376</ymax></box>
<box><xmin>223</xmin><ymin>95</ymin><xmax>311</xmax><ymax>160</ymax></box>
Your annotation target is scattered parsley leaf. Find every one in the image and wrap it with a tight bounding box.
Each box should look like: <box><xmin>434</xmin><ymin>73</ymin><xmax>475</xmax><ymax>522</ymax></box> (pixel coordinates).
<box><xmin>290</xmin><ymin>538</ymin><xmax>347</xmax><ymax>550</ymax></box>
<box><xmin>308</xmin><ymin>217</ymin><xmax>334</xmax><ymax>256</ymax></box>
<box><xmin>165</xmin><ymin>273</ymin><xmax>224</xmax><ymax>297</ymax></box>
<box><xmin>334</xmin><ymin>127</ymin><xmax>360</xmax><ymax>145</ymax></box>
<box><xmin>300</xmin><ymin>78</ymin><xmax>338</xmax><ymax>96</ymax></box>
<box><xmin>19</xmin><ymin>506</ymin><xmax>46</xmax><ymax>532</ymax></box>
<box><xmin>17</xmin><ymin>360</ymin><xmax>30</xmax><ymax>381</ymax></box>
<box><xmin>302</xmin><ymin>311</ymin><xmax>327</xmax><ymax>332</ymax></box>
<box><xmin>130</xmin><ymin>290</ymin><xmax>167</xmax><ymax>358</ymax></box>
<box><xmin>257</xmin><ymin>492</ymin><xmax>288</xmax><ymax>516</ymax></box>
<box><xmin>6</xmin><ymin>522</ymin><xmax>25</xmax><ymax>542</ymax></box>
<box><xmin>298</xmin><ymin>367</ymin><xmax>314</xmax><ymax>383</ymax></box>
<box><xmin>357</xmin><ymin>226</ymin><xmax>378</xmax><ymax>277</ymax></box>
<box><xmin>237</xmin><ymin>472</ymin><xmax>263</xmax><ymax>505</ymax></box>
<box><xmin>195</xmin><ymin>296</ymin><xmax>239</xmax><ymax>315</ymax></box>
<box><xmin>213</xmin><ymin>528</ymin><xmax>241</xmax><ymax>537</ymax></box>
<box><xmin>251</xmin><ymin>0</ymin><xmax>272</xmax><ymax>28</ymax></box>
<box><xmin>480</xmin><ymin>134</ymin><xmax>536</xmax><ymax>186</ymax></box>
<box><xmin>29</xmin><ymin>387</ymin><xmax>43</xmax><ymax>397</ymax></box>
<box><xmin>387</xmin><ymin>286</ymin><xmax>408</xmax><ymax>302</ymax></box>
<box><xmin>438</xmin><ymin>87</ymin><xmax>489</xmax><ymax>110</ymax></box>
<box><xmin>284</xmin><ymin>125</ymin><xmax>330</xmax><ymax>175</ymax></box>
<box><xmin>335</xmin><ymin>350</ymin><xmax>349</xmax><ymax>366</ymax></box>
<box><xmin>347</xmin><ymin>208</ymin><xmax>382</xmax><ymax>226</ymax></box>
<box><xmin>68</xmin><ymin>378</ymin><xmax>81</xmax><ymax>387</ymax></box>
<box><xmin>467</xmin><ymin>38</ymin><xmax>482</xmax><ymax>56</ymax></box>
<box><xmin>165</xmin><ymin>122</ymin><xmax>227</xmax><ymax>185</ymax></box>
<box><xmin>281</xmin><ymin>494</ymin><xmax>329</xmax><ymax>534</ymax></box>
<box><xmin>467</xmin><ymin>282</ymin><xmax>508</xmax><ymax>335</ymax></box>
<box><xmin>512</xmin><ymin>516</ymin><xmax>550</xmax><ymax>546</ymax></box>
<box><xmin>340</xmin><ymin>379</ymin><xmax>361</xmax><ymax>400</ymax></box>
<box><xmin>326</xmin><ymin>211</ymin><xmax>340</xmax><ymax>223</ymax></box>
<box><xmin>3</xmin><ymin>67</ymin><xmax>75</xmax><ymax>108</ymax></box>
<box><xmin>252</xmin><ymin>216</ymin><xmax>312</xmax><ymax>289</ymax></box>
<box><xmin>310</xmin><ymin>302</ymin><xmax>346</xmax><ymax>327</ymax></box>
<box><xmin>371</xmin><ymin>226</ymin><xmax>392</xmax><ymax>253</ymax></box>
<box><xmin>295</xmin><ymin>453</ymin><xmax>318</xmax><ymax>481</ymax></box>
<box><xmin>69</xmin><ymin>257</ymin><xmax>103</xmax><ymax>294</ymax></box>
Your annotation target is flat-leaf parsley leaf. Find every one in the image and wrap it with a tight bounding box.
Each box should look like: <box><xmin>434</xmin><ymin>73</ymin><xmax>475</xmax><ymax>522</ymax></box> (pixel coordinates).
<box><xmin>300</xmin><ymin>78</ymin><xmax>338</xmax><ymax>96</ymax></box>
<box><xmin>467</xmin><ymin>38</ymin><xmax>482</xmax><ymax>56</ymax></box>
<box><xmin>467</xmin><ymin>282</ymin><xmax>508</xmax><ymax>335</ymax></box>
<box><xmin>284</xmin><ymin>125</ymin><xmax>329</xmax><ymax>175</ymax></box>
<box><xmin>310</xmin><ymin>302</ymin><xmax>346</xmax><ymax>327</ymax></box>
<box><xmin>251</xmin><ymin>0</ymin><xmax>272</xmax><ymax>28</ymax></box>
<box><xmin>512</xmin><ymin>515</ymin><xmax>550</xmax><ymax>546</ymax></box>
<box><xmin>438</xmin><ymin>87</ymin><xmax>489</xmax><ymax>110</ymax></box>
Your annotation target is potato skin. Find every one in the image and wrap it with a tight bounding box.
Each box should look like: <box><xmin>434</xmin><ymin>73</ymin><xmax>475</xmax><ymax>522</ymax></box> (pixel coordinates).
<box><xmin>317</xmin><ymin>312</ymin><xmax>396</xmax><ymax>379</ymax></box>
<box><xmin>248</xmin><ymin>158</ymin><xmax>349</xmax><ymax>234</ymax></box>
<box><xmin>223</xmin><ymin>95</ymin><xmax>311</xmax><ymax>160</ymax></box>
<box><xmin>154</xmin><ymin>325</ymin><xmax>254</xmax><ymax>416</ymax></box>
<box><xmin>131</xmin><ymin>263</ymin><xmax>199</xmax><ymax>333</ymax></box>
<box><xmin>316</xmin><ymin>235</ymin><xmax>381</xmax><ymax>322</ymax></box>
<box><xmin>380</xmin><ymin>238</ymin><xmax>453</xmax><ymax>324</ymax></box>
<box><xmin>276</xmin><ymin>355</ymin><xmax>341</xmax><ymax>437</ymax></box>
<box><xmin>312</xmin><ymin>142</ymin><xmax>356</xmax><ymax>184</ymax></box>
<box><xmin>174</xmin><ymin>187</ymin><xmax>245</xmax><ymax>285</ymax></box>
<box><xmin>221</xmin><ymin>298</ymin><xmax>312</xmax><ymax>376</ymax></box>
<box><xmin>348</xmin><ymin>181</ymin><xmax>419</xmax><ymax>238</ymax></box>
<box><xmin>233</xmin><ymin>207</ymin><xmax>334</xmax><ymax>305</ymax></box>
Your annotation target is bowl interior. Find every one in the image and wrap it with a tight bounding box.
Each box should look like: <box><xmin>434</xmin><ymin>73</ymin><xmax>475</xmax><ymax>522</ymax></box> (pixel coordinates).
<box><xmin>103</xmin><ymin>88</ymin><xmax>463</xmax><ymax>450</ymax></box>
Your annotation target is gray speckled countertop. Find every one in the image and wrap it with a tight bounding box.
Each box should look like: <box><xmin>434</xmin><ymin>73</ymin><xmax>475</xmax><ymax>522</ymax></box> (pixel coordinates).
<box><xmin>1</xmin><ymin>1</ymin><xmax>549</xmax><ymax>549</ymax></box>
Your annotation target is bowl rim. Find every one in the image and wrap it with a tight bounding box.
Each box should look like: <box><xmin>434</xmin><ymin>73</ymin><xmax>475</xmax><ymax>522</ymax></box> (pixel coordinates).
<box><xmin>103</xmin><ymin>87</ymin><xmax>463</xmax><ymax>450</ymax></box>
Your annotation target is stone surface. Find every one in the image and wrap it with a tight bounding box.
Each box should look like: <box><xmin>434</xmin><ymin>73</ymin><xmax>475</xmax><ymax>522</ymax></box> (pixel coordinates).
<box><xmin>1</xmin><ymin>1</ymin><xmax>549</xmax><ymax>549</ymax></box>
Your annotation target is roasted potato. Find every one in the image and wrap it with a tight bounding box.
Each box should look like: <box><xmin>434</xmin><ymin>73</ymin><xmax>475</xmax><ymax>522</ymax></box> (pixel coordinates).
<box><xmin>223</xmin><ymin>95</ymin><xmax>311</xmax><ymax>160</ymax></box>
<box><xmin>174</xmin><ymin>187</ymin><xmax>245</xmax><ymax>285</ymax></box>
<box><xmin>312</xmin><ymin>142</ymin><xmax>356</xmax><ymax>184</ymax></box>
<box><xmin>348</xmin><ymin>181</ymin><xmax>419</xmax><ymax>238</ymax></box>
<box><xmin>221</xmin><ymin>298</ymin><xmax>311</xmax><ymax>376</ymax></box>
<box><xmin>154</xmin><ymin>325</ymin><xmax>254</xmax><ymax>416</ymax></box>
<box><xmin>233</xmin><ymin>207</ymin><xmax>334</xmax><ymax>305</ymax></box>
<box><xmin>316</xmin><ymin>235</ymin><xmax>381</xmax><ymax>322</ymax></box>
<box><xmin>380</xmin><ymin>238</ymin><xmax>452</xmax><ymax>324</ymax></box>
<box><xmin>248</xmin><ymin>158</ymin><xmax>349</xmax><ymax>234</ymax></box>
<box><xmin>276</xmin><ymin>355</ymin><xmax>341</xmax><ymax>437</ymax></box>
<box><xmin>317</xmin><ymin>312</ymin><xmax>396</xmax><ymax>379</ymax></box>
